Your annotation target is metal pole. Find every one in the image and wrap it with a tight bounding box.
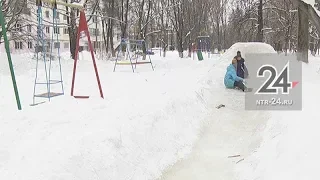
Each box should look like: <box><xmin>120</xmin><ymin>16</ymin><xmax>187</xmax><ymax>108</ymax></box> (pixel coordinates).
<box><xmin>0</xmin><ymin>1</ymin><xmax>22</xmax><ymax>110</ymax></box>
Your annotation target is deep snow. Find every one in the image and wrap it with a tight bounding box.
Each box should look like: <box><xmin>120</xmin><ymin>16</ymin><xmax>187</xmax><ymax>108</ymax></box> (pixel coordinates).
<box><xmin>0</xmin><ymin>50</ymin><xmax>221</xmax><ymax>180</ymax></box>
<box><xmin>1</xmin><ymin>42</ymin><xmax>320</xmax><ymax>180</ymax></box>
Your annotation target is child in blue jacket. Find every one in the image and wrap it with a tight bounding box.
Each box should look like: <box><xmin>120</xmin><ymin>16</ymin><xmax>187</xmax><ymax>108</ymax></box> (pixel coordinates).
<box><xmin>224</xmin><ymin>57</ymin><xmax>247</xmax><ymax>91</ymax></box>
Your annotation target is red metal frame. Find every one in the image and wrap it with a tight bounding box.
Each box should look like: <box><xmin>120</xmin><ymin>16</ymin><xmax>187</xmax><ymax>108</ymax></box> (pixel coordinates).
<box><xmin>70</xmin><ymin>11</ymin><xmax>104</xmax><ymax>99</ymax></box>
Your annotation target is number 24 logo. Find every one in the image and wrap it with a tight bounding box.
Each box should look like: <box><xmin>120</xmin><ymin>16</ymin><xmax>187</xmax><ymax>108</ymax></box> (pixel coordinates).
<box><xmin>255</xmin><ymin>63</ymin><xmax>293</xmax><ymax>94</ymax></box>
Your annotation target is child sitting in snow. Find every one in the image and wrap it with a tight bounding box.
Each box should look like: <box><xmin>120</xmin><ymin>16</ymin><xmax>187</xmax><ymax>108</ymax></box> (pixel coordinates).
<box><xmin>224</xmin><ymin>57</ymin><xmax>248</xmax><ymax>92</ymax></box>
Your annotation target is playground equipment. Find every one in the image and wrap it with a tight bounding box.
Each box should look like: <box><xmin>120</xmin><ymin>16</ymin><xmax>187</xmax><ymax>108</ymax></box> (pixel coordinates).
<box><xmin>113</xmin><ymin>39</ymin><xmax>154</xmax><ymax>73</ymax></box>
<box><xmin>0</xmin><ymin>1</ymin><xmax>22</xmax><ymax>110</ymax></box>
<box><xmin>32</xmin><ymin>0</ymin><xmax>103</xmax><ymax>102</ymax></box>
<box><xmin>32</xmin><ymin>0</ymin><xmax>64</xmax><ymax>105</ymax></box>
<box><xmin>193</xmin><ymin>36</ymin><xmax>211</xmax><ymax>60</ymax></box>
<box><xmin>71</xmin><ymin>10</ymin><xmax>104</xmax><ymax>99</ymax></box>
<box><xmin>196</xmin><ymin>36</ymin><xmax>211</xmax><ymax>52</ymax></box>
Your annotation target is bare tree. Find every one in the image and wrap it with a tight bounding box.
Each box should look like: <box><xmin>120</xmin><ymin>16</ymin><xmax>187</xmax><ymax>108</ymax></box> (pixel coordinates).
<box><xmin>169</xmin><ymin>0</ymin><xmax>186</xmax><ymax>58</ymax></box>
<box><xmin>0</xmin><ymin>0</ymin><xmax>28</xmax><ymax>43</ymax></box>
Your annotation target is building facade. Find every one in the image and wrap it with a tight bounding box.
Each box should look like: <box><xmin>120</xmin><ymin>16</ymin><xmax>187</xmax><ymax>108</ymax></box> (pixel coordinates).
<box><xmin>0</xmin><ymin>0</ymin><xmax>105</xmax><ymax>54</ymax></box>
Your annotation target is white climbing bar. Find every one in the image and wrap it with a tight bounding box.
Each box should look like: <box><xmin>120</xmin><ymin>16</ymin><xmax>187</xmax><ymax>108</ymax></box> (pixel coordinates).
<box><xmin>40</xmin><ymin>0</ymin><xmax>84</xmax><ymax>9</ymax></box>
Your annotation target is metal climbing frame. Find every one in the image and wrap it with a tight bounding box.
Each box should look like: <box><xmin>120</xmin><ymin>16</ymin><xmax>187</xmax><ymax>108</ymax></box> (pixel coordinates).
<box><xmin>32</xmin><ymin>0</ymin><xmax>64</xmax><ymax>105</ymax></box>
<box><xmin>113</xmin><ymin>38</ymin><xmax>154</xmax><ymax>73</ymax></box>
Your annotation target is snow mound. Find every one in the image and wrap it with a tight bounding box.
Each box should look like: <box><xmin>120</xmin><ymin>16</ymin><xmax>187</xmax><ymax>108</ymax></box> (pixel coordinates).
<box><xmin>220</xmin><ymin>42</ymin><xmax>276</xmax><ymax>62</ymax></box>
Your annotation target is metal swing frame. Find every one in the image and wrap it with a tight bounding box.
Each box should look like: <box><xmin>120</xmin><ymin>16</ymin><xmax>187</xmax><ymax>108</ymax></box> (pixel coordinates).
<box><xmin>113</xmin><ymin>38</ymin><xmax>154</xmax><ymax>73</ymax></box>
<box><xmin>32</xmin><ymin>0</ymin><xmax>64</xmax><ymax>105</ymax></box>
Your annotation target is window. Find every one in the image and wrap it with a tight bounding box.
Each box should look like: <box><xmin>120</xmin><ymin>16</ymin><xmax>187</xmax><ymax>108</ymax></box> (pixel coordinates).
<box><xmin>63</xmin><ymin>28</ymin><xmax>68</xmax><ymax>34</ymax></box>
<box><xmin>89</xmin><ymin>28</ymin><xmax>94</xmax><ymax>34</ymax></box>
<box><xmin>27</xmin><ymin>42</ymin><xmax>33</xmax><ymax>49</ymax></box>
<box><xmin>46</xmin><ymin>27</ymin><xmax>50</xmax><ymax>33</ymax></box>
<box><xmin>93</xmin><ymin>41</ymin><xmax>100</xmax><ymax>49</ymax></box>
<box><xmin>15</xmin><ymin>24</ymin><xmax>22</xmax><ymax>32</ymax></box>
<box><xmin>89</xmin><ymin>28</ymin><xmax>99</xmax><ymax>36</ymax></box>
<box><xmin>27</xmin><ymin>24</ymin><xmax>32</xmax><ymax>32</ymax></box>
<box><xmin>46</xmin><ymin>42</ymin><xmax>51</xmax><ymax>52</ymax></box>
<box><xmin>54</xmin><ymin>42</ymin><xmax>60</xmax><ymax>49</ymax></box>
<box><xmin>15</xmin><ymin>42</ymin><xmax>23</xmax><ymax>49</ymax></box>
<box><xmin>55</xmin><ymin>12</ymin><xmax>60</xmax><ymax>19</ymax></box>
<box><xmin>45</xmin><ymin>11</ymin><xmax>49</xmax><ymax>18</ymax></box>
<box><xmin>92</xmin><ymin>16</ymin><xmax>97</xmax><ymax>23</ymax></box>
<box><xmin>63</xmin><ymin>15</ymin><xmax>67</xmax><ymax>20</ymax></box>
<box><xmin>64</xmin><ymin>42</ymin><xmax>69</xmax><ymax>48</ymax></box>
<box><xmin>54</xmin><ymin>27</ymin><xmax>60</xmax><ymax>34</ymax></box>
<box><xmin>23</xmin><ymin>7</ymin><xmax>31</xmax><ymax>15</ymax></box>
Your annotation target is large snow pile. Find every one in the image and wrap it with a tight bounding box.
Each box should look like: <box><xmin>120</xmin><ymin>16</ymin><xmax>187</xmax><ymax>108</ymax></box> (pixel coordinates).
<box><xmin>236</xmin><ymin>55</ymin><xmax>320</xmax><ymax>180</ymax></box>
<box><xmin>210</xmin><ymin>42</ymin><xmax>277</xmax><ymax>81</ymax></box>
<box><xmin>220</xmin><ymin>42</ymin><xmax>276</xmax><ymax>63</ymax></box>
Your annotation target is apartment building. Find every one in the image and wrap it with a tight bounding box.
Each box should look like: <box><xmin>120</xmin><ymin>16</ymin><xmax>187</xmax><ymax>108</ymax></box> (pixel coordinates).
<box><xmin>1</xmin><ymin>0</ymin><xmax>106</xmax><ymax>54</ymax></box>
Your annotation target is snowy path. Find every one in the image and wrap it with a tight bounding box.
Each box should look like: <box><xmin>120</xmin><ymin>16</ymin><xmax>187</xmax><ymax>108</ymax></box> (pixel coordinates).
<box><xmin>160</xmin><ymin>110</ymin><xmax>269</xmax><ymax>180</ymax></box>
<box><xmin>160</xmin><ymin>82</ymin><xmax>270</xmax><ymax>180</ymax></box>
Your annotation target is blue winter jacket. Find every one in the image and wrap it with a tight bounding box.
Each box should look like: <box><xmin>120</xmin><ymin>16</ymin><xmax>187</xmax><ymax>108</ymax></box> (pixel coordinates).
<box><xmin>224</xmin><ymin>64</ymin><xmax>244</xmax><ymax>88</ymax></box>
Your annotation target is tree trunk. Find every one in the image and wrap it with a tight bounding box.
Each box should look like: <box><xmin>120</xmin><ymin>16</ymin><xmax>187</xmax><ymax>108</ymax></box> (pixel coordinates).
<box><xmin>102</xmin><ymin>20</ymin><xmax>108</xmax><ymax>54</ymax></box>
<box><xmin>106</xmin><ymin>22</ymin><xmax>110</xmax><ymax>53</ymax></box>
<box><xmin>284</xmin><ymin>26</ymin><xmax>290</xmax><ymax>56</ymax></box>
<box><xmin>297</xmin><ymin>2</ymin><xmax>309</xmax><ymax>62</ymax></box>
<box><xmin>120</xmin><ymin>0</ymin><xmax>130</xmax><ymax>38</ymax></box>
<box><xmin>109</xmin><ymin>0</ymin><xmax>115</xmax><ymax>57</ymax></box>
<box><xmin>108</xmin><ymin>21</ymin><xmax>115</xmax><ymax>57</ymax></box>
<box><xmin>65</xmin><ymin>0</ymin><xmax>76</xmax><ymax>59</ymax></box>
<box><xmin>216</xmin><ymin>16</ymin><xmax>221</xmax><ymax>51</ymax></box>
<box><xmin>256</xmin><ymin>0</ymin><xmax>263</xmax><ymax>42</ymax></box>
<box><xmin>177</xmin><ymin>32</ymin><xmax>183</xmax><ymax>58</ymax></box>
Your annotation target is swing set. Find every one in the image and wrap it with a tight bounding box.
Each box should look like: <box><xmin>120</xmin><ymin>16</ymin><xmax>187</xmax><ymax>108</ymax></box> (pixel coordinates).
<box><xmin>32</xmin><ymin>0</ymin><xmax>104</xmax><ymax>106</ymax></box>
<box><xmin>113</xmin><ymin>38</ymin><xmax>154</xmax><ymax>73</ymax></box>
<box><xmin>0</xmin><ymin>0</ymin><xmax>104</xmax><ymax>109</ymax></box>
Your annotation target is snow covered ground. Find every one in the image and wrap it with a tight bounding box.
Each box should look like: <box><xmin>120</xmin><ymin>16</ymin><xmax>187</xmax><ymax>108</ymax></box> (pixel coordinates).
<box><xmin>1</xmin><ymin>42</ymin><xmax>320</xmax><ymax>180</ymax></box>
<box><xmin>0</xmin><ymin>50</ymin><xmax>221</xmax><ymax>180</ymax></box>
<box><xmin>236</xmin><ymin>54</ymin><xmax>320</xmax><ymax>180</ymax></box>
